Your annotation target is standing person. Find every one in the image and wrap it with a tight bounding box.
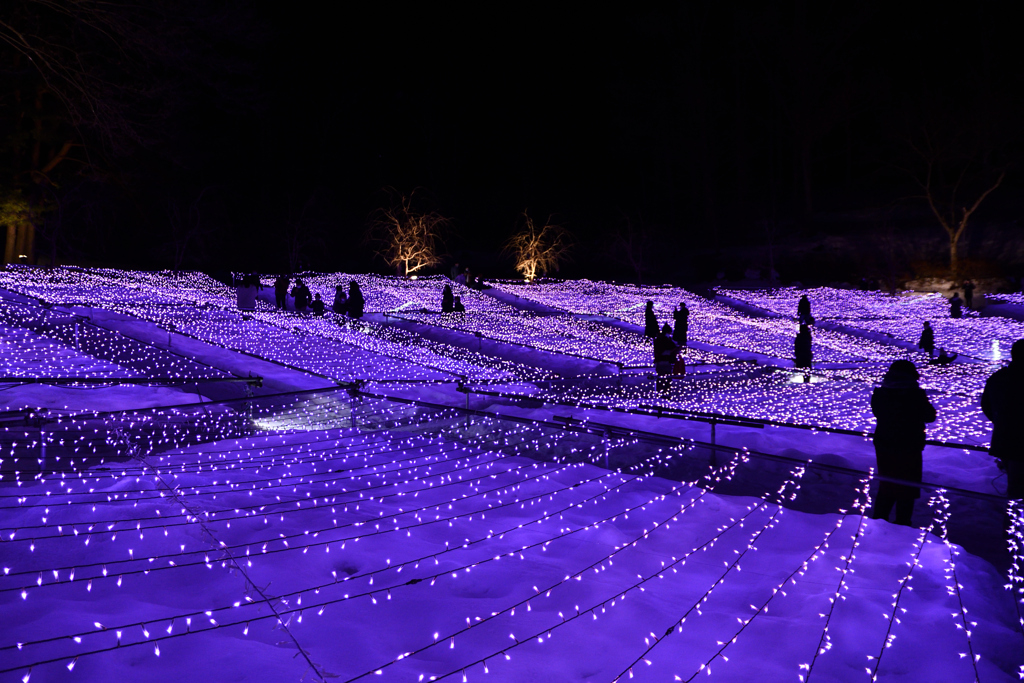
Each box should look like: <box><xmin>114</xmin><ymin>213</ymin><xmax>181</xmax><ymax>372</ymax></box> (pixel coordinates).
<box><xmin>332</xmin><ymin>284</ymin><xmax>348</xmax><ymax>314</ymax></box>
<box><xmin>653</xmin><ymin>323</ymin><xmax>679</xmax><ymax>396</ymax></box>
<box><xmin>794</xmin><ymin>323</ymin><xmax>813</xmax><ymax>368</ymax></box>
<box><xmin>274</xmin><ymin>275</ymin><xmax>290</xmax><ymax>310</ymax></box>
<box><xmin>797</xmin><ymin>294</ymin><xmax>813</xmax><ymax>325</ymax></box>
<box><xmin>347</xmin><ymin>280</ymin><xmax>364</xmax><ymax>319</ymax></box>
<box><xmin>982</xmin><ymin>338</ymin><xmax>1024</xmax><ymax>499</ymax></box>
<box><xmin>871</xmin><ymin>360</ymin><xmax>937</xmax><ymax>525</ymax></box>
<box><xmin>949</xmin><ymin>292</ymin><xmax>963</xmax><ymax>318</ymax></box>
<box><xmin>672</xmin><ymin>303</ymin><xmax>689</xmax><ymax>346</ymax></box>
<box><xmin>236</xmin><ymin>273</ymin><xmax>258</xmax><ymax>311</ymax></box>
<box><xmin>450</xmin><ymin>262</ymin><xmax>461</xmax><ymax>280</ymax></box>
<box><xmin>292</xmin><ymin>278</ymin><xmax>309</xmax><ymax>312</ymax></box>
<box><xmin>643</xmin><ymin>300</ymin><xmax>658</xmax><ymax>338</ymax></box>
<box><xmin>963</xmin><ymin>280</ymin><xmax>976</xmax><ymax>309</ymax></box>
<box><xmin>918</xmin><ymin>321</ymin><xmax>935</xmax><ymax>357</ymax></box>
<box><xmin>441</xmin><ymin>284</ymin><xmax>455</xmax><ymax>313</ymax></box>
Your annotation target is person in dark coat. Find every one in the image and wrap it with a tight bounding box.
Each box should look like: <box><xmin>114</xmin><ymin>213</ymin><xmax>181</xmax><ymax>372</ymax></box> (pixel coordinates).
<box><xmin>949</xmin><ymin>292</ymin><xmax>963</xmax><ymax>318</ymax></box>
<box><xmin>332</xmin><ymin>284</ymin><xmax>348</xmax><ymax>315</ymax></box>
<box><xmin>310</xmin><ymin>293</ymin><xmax>325</xmax><ymax>316</ymax></box>
<box><xmin>452</xmin><ymin>296</ymin><xmax>465</xmax><ymax>313</ymax></box>
<box><xmin>274</xmin><ymin>275</ymin><xmax>290</xmax><ymax>310</ymax></box>
<box><xmin>450</xmin><ymin>262</ymin><xmax>461</xmax><ymax>280</ymax></box>
<box><xmin>797</xmin><ymin>294</ymin><xmax>813</xmax><ymax>325</ymax></box>
<box><xmin>653</xmin><ymin>323</ymin><xmax>679</xmax><ymax>396</ymax></box>
<box><xmin>292</xmin><ymin>279</ymin><xmax>309</xmax><ymax>312</ymax></box>
<box><xmin>871</xmin><ymin>360</ymin><xmax>937</xmax><ymax>525</ymax></box>
<box><xmin>643</xmin><ymin>300</ymin><xmax>658</xmax><ymax>338</ymax></box>
<box><xmin>963</xmin><ymin>280</ymin><xmax>975</xmax><ymax>309</ymax></box>
<box><xmin>982</xmin><ymin>338</ymin><xmax>1024</xmax><ymax>499</ymax></box>
<box><xmin>441</xmin><ymin>284</ymin><xmax>455</xmax><ymax>313</ymax></box>
<box><xmin>672</xmin><ymin>303</ymin><xmax>689</xmax><ymax>345</ymax></box>
<box><xmin>918</xmin><ymin>321</ymin><xmax>935</xmax><ymax>357</ymax></box>
<box><xmin>236</xmin><ymin>273</ymin><xmax>259</xmax><ymax>311</ymax></box>
<box><xmin>346</xmin><ymin>280</ymin><xmax>364</xmax><ymax>319</ymax></box>
<box><xmin>794</xmin><ymin>323</ymin><xmax>813</xmax><ymax>368</ymax></box>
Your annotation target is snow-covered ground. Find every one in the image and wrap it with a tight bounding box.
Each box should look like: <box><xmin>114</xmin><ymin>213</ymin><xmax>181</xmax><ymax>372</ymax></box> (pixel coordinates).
<box><xmin>1</xmin><ymin>268</ymin><xmax>1022</xmax><ymax>682</ymax></box>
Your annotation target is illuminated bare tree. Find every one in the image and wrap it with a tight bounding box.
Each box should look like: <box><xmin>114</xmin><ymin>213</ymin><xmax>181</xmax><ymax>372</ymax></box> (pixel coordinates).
<box><xmin>903</xmin><ymin>129</ymin><xmax>1006</xmax><ymax>278</ymax></box>
<box><xmin>368</xmin><ymin>189</ymin><xmax>449</xmax><ymax>276</ymax></box>
<box><xmin>504</xmin><ymin>211</ymin><xmax>572</xmax><ymax>282</ymax></box>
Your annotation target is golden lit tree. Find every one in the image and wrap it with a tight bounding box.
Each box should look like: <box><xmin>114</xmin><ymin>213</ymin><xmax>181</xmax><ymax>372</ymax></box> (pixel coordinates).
<box><xmin>1</xmin><ymin>190</ymin><xmax>37</xmax><ymax>264</ymax></box>
<box><xmin>368</xmin><ymin>189</ymin><xmax>449</xmax><ymax>276</ymax></box>
<box><xmin>504</xmin><ymin>211</ymin><xmax>572</xmax><ymax>282</ymax></box>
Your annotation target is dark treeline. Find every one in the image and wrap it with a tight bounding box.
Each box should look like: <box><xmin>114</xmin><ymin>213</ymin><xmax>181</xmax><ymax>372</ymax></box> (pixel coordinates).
<box><xmin>2</xmin><ymin>1</ymin><xmax>1022</xmax><ymax>283</ymax></box>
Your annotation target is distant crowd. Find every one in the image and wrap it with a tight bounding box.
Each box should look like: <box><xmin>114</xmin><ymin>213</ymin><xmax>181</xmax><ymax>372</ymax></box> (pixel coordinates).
<box><xmin>234</xmin><ymin>273</ymin><xmax>364</xmax><ymax>319</ymax></box>
<box><xmin>234</xmin><ymin>271</ymin><xmax>1022</xmax><ymax>510</ymax></box>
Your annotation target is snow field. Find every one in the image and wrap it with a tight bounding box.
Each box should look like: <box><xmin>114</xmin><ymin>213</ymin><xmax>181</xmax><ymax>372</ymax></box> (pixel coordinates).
<box><xmin>1</xmin><ymin>404</ymin><xmax>1021</xmax><ymax>682</ymax></box>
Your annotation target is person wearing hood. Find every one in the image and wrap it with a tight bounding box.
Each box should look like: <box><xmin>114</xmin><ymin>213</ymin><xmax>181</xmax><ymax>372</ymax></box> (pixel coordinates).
<box><xmin>871</xmin><ymin>360</ymin><xmax>937</xmax><ymax>525</ymax></box>
<box><xmin>982</xmin><ymin>338</ymin><xmax>1024</xmax><ymax>499</ymax></box>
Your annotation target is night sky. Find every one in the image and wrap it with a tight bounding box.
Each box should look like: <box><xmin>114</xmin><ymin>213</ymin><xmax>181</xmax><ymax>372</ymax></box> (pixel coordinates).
<box><xmin>3</xmin><ymin>1</ymin><xmax>1023</xmax><ymax>281</ymax></box>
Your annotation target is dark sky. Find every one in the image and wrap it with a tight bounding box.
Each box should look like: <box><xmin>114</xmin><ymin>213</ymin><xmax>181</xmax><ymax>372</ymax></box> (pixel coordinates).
<box><xmin>5</xmin><ymin>1</ymin><xmax>1023</xmax><ymax>279</ymax></box>
<box><xmin>242</xmin><ymin>3</ymin><xmax>1023</xmax><ymax>272</ymax></box>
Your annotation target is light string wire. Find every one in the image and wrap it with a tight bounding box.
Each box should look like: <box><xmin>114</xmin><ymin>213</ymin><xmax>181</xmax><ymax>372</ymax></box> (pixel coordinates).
<box><xmin>800</xmin><ymin>471</ymin><xmax>874</xmax><ymax>682</ymax></box>
<box><xmin>607</xmin><ymin>463</ymin><xmax>808</xmax><ymax>682</ymax></box>
<box><xmin>1</xmin><ymin>448</ymin><xmax>720</xmax><ymax>677</ymax></box>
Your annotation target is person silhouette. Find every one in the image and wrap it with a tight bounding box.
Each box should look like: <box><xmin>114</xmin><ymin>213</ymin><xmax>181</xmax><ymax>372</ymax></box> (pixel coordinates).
<box><xmin>963</xmin><ymin>280</ymin><xmax>976</xmax><ymax>309</ymax></box>
<box><xmin>982</xmin><ymin>338</ymin><xmax>1024</xmax><ymax>499</ymax></box>
<box><xmin>918</xmin><ymin>321</ymin><xmax>935</xmax><ymax>357</ymax></box>
<box><xmin>653</xmin><ymin>323</ymin><xmax>679</xmax><ymax>396</ymax></box>
<box><xmin>644</xmin><ymin>301</ymin><xmax>658</xmax><ymax>338</ymax></box>
<box><xmin>871</xmin><ymin>360</ymin><xmax>936</xmax><ymax>525</ymax></box>
<box><xmin>274</xmin><ymin>274</ymin><xmax>290</xmax><ymax>309</ymax></box>
<box><xmin>347</xmin><ymin>280</ymin><xmax>364</xmax><ymax>319</ymax></box>
<box><xmin>673</xmin><ymin>303</ymin><xmax>689</xmax><ymax>345</ymax></box>
<box><xmin>441</xmin><ymin>284</ymin><xmax>455</xmax><ymax>313</ymax></box>
<box><xmin>949</xmin><ymin>292</ymin><xmax>963</xmax><ymax>319</ymax></box>
<box><xmin>794</xmin><ymin>323</ymin><xmax>813</xmax><ymax>368</ymax></box>
<box><xmin>797</xmin><ymin>294</ymin><xmax>814</xmax><ymax>325</ymax></box>
<box><xmin>332</xmin><ymin>284</ymin><xmax>348</xmax><ymax>314</ymax></box>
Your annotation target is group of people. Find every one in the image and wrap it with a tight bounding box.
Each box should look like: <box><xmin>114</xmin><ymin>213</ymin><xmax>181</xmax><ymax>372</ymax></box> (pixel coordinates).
<box><xmin>440</xmin><ymin>284</ymin><xmax>466</xmax><ymax>313</ymax></box>
<box><xmin>786</xmin><ymin>294</ymin><xmax>1023</xmax><ymax>520</ymax></box>
<box><xmin>450</xmin><ymin>262</ymin><xmax>488</xmax><ymax>291</ymax></box>
<box><xmin>873</xmin><ymin>340</ymin><xmax>1024</xmax><ymax>526</ymax></box>
<box><xmin>644</xmin><ymin>301</ymin><xmax>690</xmax><ymax>395</ymax></box>
<box><xmin>233</xmin><ymin>274</ymin><xmax>365</xmax><ymax>319</ymax></box>
<box><xmin>917</xmin><ymin>321</ymin><xmax>957</xmax><ymax>364</ymax></box>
